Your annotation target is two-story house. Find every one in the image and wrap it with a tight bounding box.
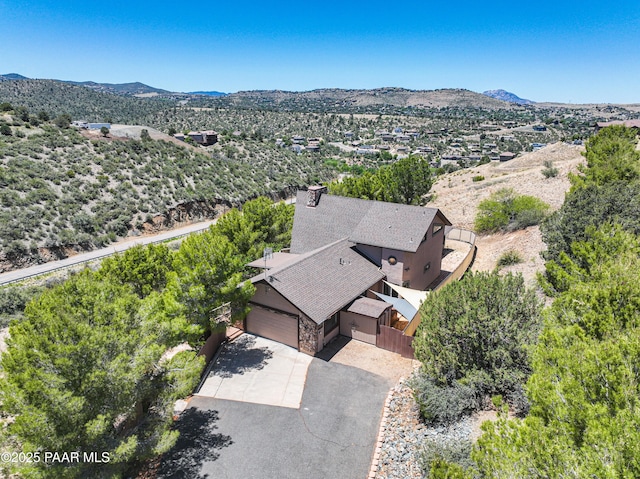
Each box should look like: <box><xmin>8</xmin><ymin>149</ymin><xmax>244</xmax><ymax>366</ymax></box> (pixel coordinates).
<box><xmin>244</xmin><ymin>186</ymin><xmax>451</xmax><ymax>355</ymax></box>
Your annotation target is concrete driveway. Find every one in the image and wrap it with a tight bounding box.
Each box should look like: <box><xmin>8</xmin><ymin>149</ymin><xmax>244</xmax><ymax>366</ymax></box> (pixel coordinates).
<box><xmin>197</xmin><ymin>334</ymin><xmax>312</xmax><ymax>408</ymax></box>
<box><xmin>158</xmin><ymin>337</ymin><xmax>395</xmax><ymax>479</ymax></box>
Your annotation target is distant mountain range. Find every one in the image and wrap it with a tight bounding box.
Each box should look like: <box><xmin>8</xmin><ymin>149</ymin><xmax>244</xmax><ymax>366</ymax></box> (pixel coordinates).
<box><xmin>0</xmin><ymin>73</ymin><xmax>231</xmax><ymax>98</ymax></box>
<box><xmin>189</xmin><ymin>91</ymin><xmax>227</xmax><ymax>97</ymax></box>
<box><xmin>3</xmin><ymin>73</ymin><xmax>533</xmax><ymax>106</ymax></box>
<box><xmin>0</xmin><ymin>73</ymin><xmax>29</xmax><ymax>81</ymax></box>
<box><xmin>482</xmin><ymin>89</ymin><xmax>534</xmax><ymax>105</ymax></box>
<box><xmin>65</xmin><ymin>80</ymin><xmax>172</xmax><ymax>96</ymax></box>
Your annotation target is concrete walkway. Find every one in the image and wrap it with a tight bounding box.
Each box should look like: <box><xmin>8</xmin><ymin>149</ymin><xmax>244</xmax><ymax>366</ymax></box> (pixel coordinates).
<box><xmin>197</xmin><ymin>334</ymin><xmax>312</xmax><ymax>409</ymax></box>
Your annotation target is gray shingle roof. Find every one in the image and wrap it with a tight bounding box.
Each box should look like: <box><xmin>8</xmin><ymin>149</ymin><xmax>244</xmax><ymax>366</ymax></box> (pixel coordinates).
<box><xmin>347</xmin><ymin>297</ymin><xmax>392</xmax><ymax>318</ymax></box>
<box><xmin>253</xmin><ymin>239</ymin><xmax>385</xmax><ymax>325</ymax></box>
<box><xmin>290</xmin><ymin>191</ymin><xmax>450</xmax><ymax>254</ymax></box>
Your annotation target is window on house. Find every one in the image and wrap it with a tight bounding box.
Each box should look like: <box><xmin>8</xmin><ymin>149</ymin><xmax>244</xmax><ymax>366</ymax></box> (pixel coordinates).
<box><xmin>433</xmin><ymin>223</ymin><xmax>444</xmax><ymax>235</ymax></box>
<box><xmin>402</xmin><ymin>281</ymin><xmax>410</xmax><ymax>288</ymax></box>
<box><xmin>324</xmin><ymin>312</ymin><xmax>339</xmax><ymax>335</ymax></box>
<box><xmin>383</xmin><ymin>283</ymin><xmax>399</xmax><ymax>298</ymax></box>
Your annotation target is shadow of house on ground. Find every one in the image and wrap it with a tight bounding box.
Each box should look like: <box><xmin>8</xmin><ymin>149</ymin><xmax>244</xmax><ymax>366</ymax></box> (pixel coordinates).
<box><xmin>314</xmin><ymin>335</ymin><xmax>352</xmax><ymax>362</ymax></box>
<box><xmin>157</xmin><ymin>408</ymin><xmax>232</xmax><ymax>479</ymax></box>
<box><xmin>213</xmin><ymin>334</ymin><xmax>274</xmax><ymax>379</ymax></box>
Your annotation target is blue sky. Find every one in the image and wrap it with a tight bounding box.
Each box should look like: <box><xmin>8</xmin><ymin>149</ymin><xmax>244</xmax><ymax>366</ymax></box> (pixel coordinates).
<box><xmin>1</xmin><ymin>0</ymin><xmax>639</xmax><ymax>103</ymax></box>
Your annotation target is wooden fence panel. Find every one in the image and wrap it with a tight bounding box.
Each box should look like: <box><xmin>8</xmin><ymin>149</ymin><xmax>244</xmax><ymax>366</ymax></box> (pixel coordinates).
<box><xmin>198</xmin><ymin>330</ymin><xmax>226</xmax><ymax>363</ymax></box>
<box><xmin>377</xmin><ymin>325</ymin><xmax>415</xmax><ymax>359</ymax></box>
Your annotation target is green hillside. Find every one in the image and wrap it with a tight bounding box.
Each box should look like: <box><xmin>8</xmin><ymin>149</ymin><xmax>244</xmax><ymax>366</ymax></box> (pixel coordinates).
<box><xmin>0</xmin><ymin>115</ymin><xmax>332</xmax><ymax>269</ymax></box>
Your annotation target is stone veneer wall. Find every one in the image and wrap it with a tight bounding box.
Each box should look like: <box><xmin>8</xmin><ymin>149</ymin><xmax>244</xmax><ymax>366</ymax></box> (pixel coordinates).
<box><xmin>299</xmin><ymin>315</ymin><xmax>320</xmax><ymax>355</ymax></box>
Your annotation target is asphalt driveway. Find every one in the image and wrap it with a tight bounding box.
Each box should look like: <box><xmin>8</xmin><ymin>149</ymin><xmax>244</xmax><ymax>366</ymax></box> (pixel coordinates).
<box><xmin>158</xmin><ymin>344</ymin><xmax>393</xmax><ymax>479</ymax></box>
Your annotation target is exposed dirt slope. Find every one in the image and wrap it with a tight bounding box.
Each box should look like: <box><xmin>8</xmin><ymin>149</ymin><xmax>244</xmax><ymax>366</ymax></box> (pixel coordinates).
<box><xmin>428</xmin><ymin>142</ymin><xmax>585</xmax><ymax>285</ymax></box>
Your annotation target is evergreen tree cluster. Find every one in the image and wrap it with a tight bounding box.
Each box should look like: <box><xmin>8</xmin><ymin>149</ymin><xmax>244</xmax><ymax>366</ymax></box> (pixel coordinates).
<box><xmin>0</xmin><ymin>197</ymin><xmax>293</xmax><ymax>478</ymax></box>
<box><xmin>424</xmin><ymin>125</ymin><xmax>640</xmax><ymax>478</ymax></box>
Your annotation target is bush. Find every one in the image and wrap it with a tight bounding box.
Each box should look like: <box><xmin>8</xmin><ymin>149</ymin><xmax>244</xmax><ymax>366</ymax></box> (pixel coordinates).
<box><xmin>413</xmin><ymin>271</ymin><xmax>542</xmax><ymax>402</ymax></box>
<box><xmin>497</xmin><ymin>249</ymin><xmax>523</xmax><ymax>267</ymax></box>
<box><xmin>420</xmin><ymin>436</ymin><xmax>475</xmax><ymax>477</ymax></box>
<box><xmin>541</xmin><ymin>181</ymin><xmax>640</xmax><ymax>263</ymax></box>
<box><xmin>475</xmin><ymin>188</ymin><xmax>549</xmax><ymax>233</ymax></box>
<box><xmin>410</xmin><ymin>372</ymin><xmax>481</xmax><ymax>425</ymax></box>
<box><xmin>541</xmin><ymin>160</ymin><xmax>559</xmax><ymax>178</ymax></box>
<box><xmin>472</xmin><ymin>175</ymin><xmax>485</xmax><ymax>182</ymax></box>
<box><xmin>0</xmin><ymin>284</ymin><xmax>44</xmax><ymax>316</ymax></box>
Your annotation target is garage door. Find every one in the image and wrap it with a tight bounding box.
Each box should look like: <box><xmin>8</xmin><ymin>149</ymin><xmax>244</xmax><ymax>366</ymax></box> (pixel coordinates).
<box><xmin>246</xmin><ymin>306</ymin><xmax>299</xmax><ymax>349</ymax></box>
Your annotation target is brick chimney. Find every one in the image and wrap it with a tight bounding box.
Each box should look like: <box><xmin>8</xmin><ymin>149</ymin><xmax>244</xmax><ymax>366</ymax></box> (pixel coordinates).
<box><xmin>306</xmin><ymin>185</ymin><xmax>327</xmax><ymax>207</ymax></box>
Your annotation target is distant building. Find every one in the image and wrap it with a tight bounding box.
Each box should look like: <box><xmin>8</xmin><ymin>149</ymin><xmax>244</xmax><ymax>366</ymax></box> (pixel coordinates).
<box><xmin>532</xmin><ymin>125</ymin><xmax>547</xmax><ymax>131</ymax></box>
<box><xmin>176</xmin><ymin>130</ymin><xmax>218</xmax><ymax>146</ymax></box>
<box><xmin>356</xmin><ymin>147</ymin><xmax>379</xmax><ymax>155</ymax></box>
<box><xmin>595</xmin><ymin>119</ymin><xmax>640</xmax><ymax>132</ymax></box>
<box><xmin>499</xmin><ymin>152</ymin><xmax>516</xmax><ymax>161</ymax></box>
<box><xmin>72</xmin><ymin>121</ymin><xmax>111</xmax><ymax>130</ymax></box>
<box><xmin>416</xmin><ymin>146</ymin><xmax>434</xmax><ymax>153</ymax></box>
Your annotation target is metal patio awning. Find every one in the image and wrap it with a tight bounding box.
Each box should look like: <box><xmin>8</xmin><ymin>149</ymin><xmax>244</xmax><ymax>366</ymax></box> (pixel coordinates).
<box><xmin>371</xmin><ymin>291</ymin><xmax>418</xmax><ymax>322</ymax></box>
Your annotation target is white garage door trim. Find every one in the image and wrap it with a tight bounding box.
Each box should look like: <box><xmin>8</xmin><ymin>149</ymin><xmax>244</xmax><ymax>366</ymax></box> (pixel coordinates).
<box><xmin>246</xmin><ymin>304</ymin><xmax>299</xmax><ymax>349</ymax></box>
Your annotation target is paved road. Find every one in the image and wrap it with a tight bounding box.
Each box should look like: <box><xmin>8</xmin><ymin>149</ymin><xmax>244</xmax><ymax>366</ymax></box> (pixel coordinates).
<box><xmin>158</xmin><ymin>358</ymin><xmax>392</xmax><ymax>479</ymax></box>
<box><xmin>0</xmin><ymin>196</ymin><xmax>297</xmax><ymax>287</ymax></box>
<box><xmin>0</xmin><ymin>220</ymin><xmax>217</xmax><ymax>286</ymax></box>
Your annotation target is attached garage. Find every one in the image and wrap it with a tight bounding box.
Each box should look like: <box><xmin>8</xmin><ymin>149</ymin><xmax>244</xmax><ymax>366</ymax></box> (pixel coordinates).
<box><xmin>246</xmin><ymin>305</ymin><xmax>299</xmax><ymax>350</ymax></box>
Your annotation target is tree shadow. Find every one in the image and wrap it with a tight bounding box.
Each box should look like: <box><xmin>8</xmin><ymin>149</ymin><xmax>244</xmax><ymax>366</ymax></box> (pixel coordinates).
<box><xmin>158</xmin><ymin>408</ymin><xmax>232</xmax><ymax>479</ymax></box>
<box><xmin>211</xmin><ymin>334</ymin><xmax>274</xmax><ymax>379</ymax></box>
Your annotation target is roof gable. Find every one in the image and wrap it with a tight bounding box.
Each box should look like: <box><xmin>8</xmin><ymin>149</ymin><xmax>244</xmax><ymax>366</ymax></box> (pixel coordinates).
<box><xmin>254</xmin><ymin>239</ymin><xmax>385</xmax><ymax>324</ymax></box>
<box><xmin>290</xmin><ymin>191</ymin><xmax>450</xmax><ymax>254</ymax></box>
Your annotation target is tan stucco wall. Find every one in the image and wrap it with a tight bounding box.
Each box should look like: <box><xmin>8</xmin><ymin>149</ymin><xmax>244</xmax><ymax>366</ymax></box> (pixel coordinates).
<box><xmin>251</xmin><ymin>282</ymin><xmax>303</xmax><ymax>316</ymax></box>
<box><xmin>340</xmin><ymin>311</ymin><xmax>378</xmax><ymax>345</ymax></box>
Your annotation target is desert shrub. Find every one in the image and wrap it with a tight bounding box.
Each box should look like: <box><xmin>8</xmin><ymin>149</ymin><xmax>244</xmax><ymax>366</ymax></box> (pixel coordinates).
<box><xmin>510</xmin><ymin>195</ymin><xmax>549</xmax><ymax>229</ymax></box>
<box><xmin>420</xmin><ymin>437</ymin><xmax>475</xmax><ymax>477</ymax></box>
<box><xmin>497</xmin><ymin>249</ymin><xmax>523</xmax><ymax>267</ymax></box>
<box><xmin>0</xmin><ymin>284</ymin><xmax>45</xmax><ymax>327</ymax></box>
<box><xmin>414</xmin><ymin>271</ymin><xmax>542</xmax><ymax>402</ymax></box>
<box><xmin>541</xmin><ymin>160</ymin><xmax>559</xmax><ymax>178</ymax></box>
<box><xmin>541</xmin><ymin>181</ymin><xmax>640</xmax><ymax>263</ymax></box>
<box><xmin>472</xmin><ymin>175</ymin><xmax>484</xmax><ymax>182</ymax></box>
<box><xmin>475</xmin><ymin>188</ymin><xmax>549</xmax><ymax>233</ymax></box>
<box><xmin>0</xmin><ymin>285</ymin><xmax>44</xmax><ymax>316</ymax></box>
<box><xmin>410</xmin><ymin>373</ymin><xmax>481</xmax><ymax>425</ymax></box>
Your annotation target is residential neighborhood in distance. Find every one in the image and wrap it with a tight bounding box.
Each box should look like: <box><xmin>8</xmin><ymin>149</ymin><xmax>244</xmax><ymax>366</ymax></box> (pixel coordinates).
<box><xmin>0</xmin><ymin>67</ymin><xmax>638</xmax><ymax>479</ymax></box>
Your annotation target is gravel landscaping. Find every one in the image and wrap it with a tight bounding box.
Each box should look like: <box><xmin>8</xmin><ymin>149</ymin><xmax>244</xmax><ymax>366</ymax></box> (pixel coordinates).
<box><xmin>375</xmin><ymin>377</ymin><xmax>477</xmax><ymax>479</ymax></box>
